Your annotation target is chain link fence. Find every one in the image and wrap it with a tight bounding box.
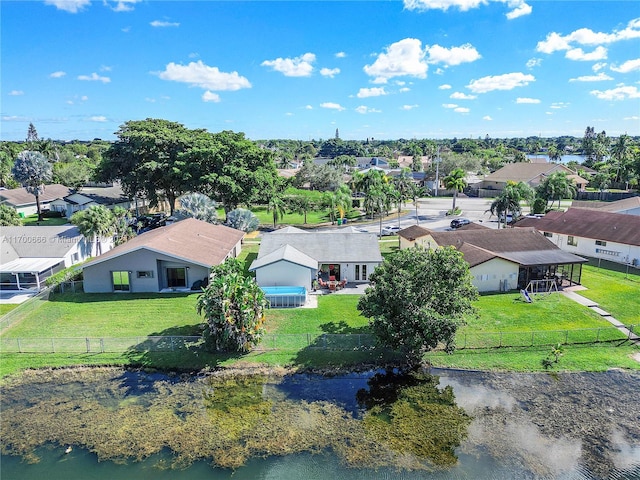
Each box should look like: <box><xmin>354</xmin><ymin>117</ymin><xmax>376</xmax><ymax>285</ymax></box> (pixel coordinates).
<box><xmin>1</xmin><ymin>326</ymin><xmax>635</xmax><ymax>354</ymax></box>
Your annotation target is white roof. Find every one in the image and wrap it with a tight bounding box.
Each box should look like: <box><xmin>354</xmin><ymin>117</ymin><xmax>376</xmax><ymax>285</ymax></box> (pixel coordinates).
<box><xmin>249</xmin><ymin>244</ymin><xmax>318</xmax><ymax>271</ymax></box>
<box><xmin>0</xmin><ymin>257</ymin><xmax>63</xmax><ymax>273</ymax></box>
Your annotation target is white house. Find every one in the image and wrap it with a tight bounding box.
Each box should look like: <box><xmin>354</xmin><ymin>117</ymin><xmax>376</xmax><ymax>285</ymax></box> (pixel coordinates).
<box><xmin>81</xmin><ymin>218</ymin><xmax>244</xmax><ymax>293</ymax></box>
<box><xmin>249</xmin><ymin>226</ymin><xmax>383</xmax><ymax>292</ymax></box>
<box><xmin>0</xmin><ymin>225</ymin><xmax>93</xmax><ymax>290</ymax></box>
<box><xmin>398</xmin><ymin>225</ymin><xmax>587</xmax><ymax>292</ymax></box>
<box><xmin>48</xmin><ymin>183</ymin><xmax>143</xmax><ymax>219</ymax></box>
<box><xmin>0</xmin><ymin>184</ymin><xmax>71</xmax><ymax>217</ymax></box>
<box><xmin>515</xmin><ymin>208</ymin><xmax>640</xmax><ymax>267</ymax></box>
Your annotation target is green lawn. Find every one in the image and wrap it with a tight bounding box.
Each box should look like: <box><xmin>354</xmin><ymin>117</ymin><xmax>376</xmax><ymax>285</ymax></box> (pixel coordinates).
<box><xmin>21</xmin><ymin>214</ymin><xmax>70</xmax><ymax>226</ymax></box>
<box><xmin>578</xmin><ymin>265</ymin><xmax>640</xmax><ymax>324</ymax></box>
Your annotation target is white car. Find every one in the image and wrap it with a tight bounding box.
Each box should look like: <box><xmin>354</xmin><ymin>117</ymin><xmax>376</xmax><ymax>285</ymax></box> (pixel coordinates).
<box><xmin>380</xmin><ymin>225</ymin><xmax>401</xmax><ymax>236</ymax></box>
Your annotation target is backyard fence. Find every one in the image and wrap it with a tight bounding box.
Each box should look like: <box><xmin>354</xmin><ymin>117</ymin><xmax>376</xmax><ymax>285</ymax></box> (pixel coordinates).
<box><xmin>0</xmin><ymin>326</ymin><xmax>636</xmax><ymax>354</ymax></box>
<box><xmin>0</xmin><ymin>288</ymin><xmax>51</xmax><ymax>334</ymax></box>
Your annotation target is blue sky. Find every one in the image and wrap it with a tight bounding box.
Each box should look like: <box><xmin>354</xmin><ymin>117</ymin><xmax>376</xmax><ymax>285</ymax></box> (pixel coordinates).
<box><xmin>2</xmin><ymin>0</ymin><xmax>639</xmax><ymax>142</ymax></box>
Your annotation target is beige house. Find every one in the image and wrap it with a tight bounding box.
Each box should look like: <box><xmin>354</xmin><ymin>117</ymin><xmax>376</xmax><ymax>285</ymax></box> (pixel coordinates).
<box><xmin>398</xmin><ymin>225</ymin><xmax>587</xmax><ymax>292</ymax></box>
<box><xmin>82</xmin><ymin>218</ymin><xmax>244</xmax><ymax>293</ymax></box>
<box><xmin>474</xmin><ymin>163</ymin><xmax>588</xmax><ymax>196</ymax></box>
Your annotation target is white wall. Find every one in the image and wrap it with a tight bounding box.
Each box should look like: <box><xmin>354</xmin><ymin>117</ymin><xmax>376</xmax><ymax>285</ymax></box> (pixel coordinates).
<box><xmin>547</xmin><ymin>232</ymin><xmax>640</xmax><ymax>266</ymax></box>
<box><xmin>470</xmin><ymin>258</ymin><xmax>519</xmax><ymax>292</ymax></box>
<box><xmin>254</xmin><ymin>261</ymin><xmax>313</xmax><ymax>291</ymax></box>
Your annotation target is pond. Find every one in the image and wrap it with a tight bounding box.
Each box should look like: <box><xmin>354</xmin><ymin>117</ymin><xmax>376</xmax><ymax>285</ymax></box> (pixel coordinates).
<box><xmin>2</xmin><ymin>367</ymin><xmax>639</xmax><ymax>479</ymax></box>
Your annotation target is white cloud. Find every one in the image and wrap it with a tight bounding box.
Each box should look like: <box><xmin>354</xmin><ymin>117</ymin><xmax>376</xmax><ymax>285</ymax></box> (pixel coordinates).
<box><xmin>355</xmin><ymin>106</ymin><xmax>382</xmax><ymax>114</ymax></box>
<box><xmin>402</xmin><ymin>104</ymin><xmax>419</xmax><ymax>110</ymax></box>
<box><xmin>88</xmin><ymin>116</ymin><xmax>107</xmax><ymax>122</ymax></box>
<box><xmin>100</xmin><ymin>65</ymin><xmax>112</xmax><ymax>72</ymax></box>
<box><xmin>450</xmin><ymin>91</ymin><xmax>477</xmax><ymax>100</ymax></box>
<box><xmin>44</xmin><ymin>0</ymin><xmax>90</xmax><ymax>13</ymax></box>
<box><xmin>78</xmin><ymin>72</ymin><xmax>111</xmax><ymax>83</ymax></box>
<box><xmin>305</xmin><ymin>105</ymin><xmax>313</xmax><ymax>110</ymax></box>
<box><xmin>9</xmin><ymin>90</ymin><xmax>24</xmax><ymax>96</ymax></box>
<box><xmin>516</xmin><ymin>97</ymin><xmax>540</xmax><ymax>104</ymax></box>
<box><xmin>399</xmin><ymin>87</ymin><xmax>411</xmax><ymax>92</ymax></box>
<box><xmin>442</xmin><ymin>103</ymin><xmax>458</xmax><ymax>109</ymax></box>
<box><xmin>261</xmin><ymin>53</ymin><xmax>315</xmax><ymax>77</ymax></box>
<box><xmin>483</xmin><ymin>115</ymin><xmax>493</xmax><ymax>120</ymax></box>
<box><xmin>454</xmin><ymin>107</ymin><xmax>470</xmax><ymax>113</ymax></box>
<box><xmin>357</xmin><ymin>87</ymin><xmax>387</xmax><ymax>98</ymax></box>
<box><xmin>610</xmin><ymin>58</ymin><xmax>640</xmax><ymax>73</ymax></box>
<box><xmin>151</xmin><ymin>20</ymin><xmax>180</xmax><ymax>28</ymax></box>
<box><xmin>537</xmin><ymin>18</ymin><xmax>640</xmax><ymax>54</ymax></box>
<box><xmin>335</xmin><ymin>52</ymin><xmax>346</xmax><ymax>58</ymax></box>
<box><xmin>403</xmin><ymin>0</ymin><xmax>532</xmax><ymax>19</ymax></box>
<box><xmin>107</xmin><ymin>0</ymin><xmax>142</xmax><ymax>12</ymax></box>
<box><xmin>202</xmin><ymin>91</ymin><xmax>221</xmax><ymax>103</ymax></box>
<box><xmin>569</xmin><ymin>72</ymin><xmax>613</xmax><ymax>82</ymax></box>
<box><xmin>439</xmin><ymin>84</ymin><xmax>452</xmax><ymax>90</ymax></box>
<box><xmin>158</xmin><ymin>61</ymin><xmax>251</xmax><ymax>91</ymax></box>
<box><xmin>590</xmin><ymin>85</ymin><xmax>640</xmax><ymax>100</ymax></box>
<box><xmin>320</xmin><ymin>102</ymin><xmax>345</xmax><ymax>111</ymax></box>
<box><xmin>467</xmin><ymin>72</ymin><xmax>535</xmax><ymax>93</ymax></box>
<box><xmin>526</xmin><ymin>58</ymin><xmax>542</xmax><ymax>69</ymax></box>
<box><xmin>320</xmin><ymin>67</ymin><xmax>340</xmax><ymax>78</ymax></box>
<box><xmin>624</xmin><ymin>115</ymin><xmax>639</xmax><ymax>121</ymax></box>
<box><xmin>550</xmin><ymin>102</ymin><xmax>569</xmax><ymax>109</ymax></box>
<box><xmin>363</xmin><ymin>38</ymin><xmax>427</xmax><ymax>84</ymax></box>
<box><xmin>592</xmin><ymin>62</ymin><xmax>607</xmax><ymax>72</ymax></box>
<box><xmin>565</xmin><ymin>46</ymin><xmax>607</xmax><ymax>61</ymax></box>
<box><xmin>426</xmin><ymin>43</ymin><xmax>481</xmax><ymax>65</ymax></box>
<box><xmin>81</xmin><ymin>95</ymin><xmax>88</xmax><ymax>101</ymax></box>
<box><xmin>50</xmin><ymin>71</ymin><xmax>67</xmax><ymax>78</ymax></box>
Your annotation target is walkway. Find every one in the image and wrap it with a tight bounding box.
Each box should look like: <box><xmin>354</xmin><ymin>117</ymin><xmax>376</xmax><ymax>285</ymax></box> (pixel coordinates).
<box><xmin>561</xmin><ymin>286</ymin><xmax>639</xmax><ymax>344</ymax></box>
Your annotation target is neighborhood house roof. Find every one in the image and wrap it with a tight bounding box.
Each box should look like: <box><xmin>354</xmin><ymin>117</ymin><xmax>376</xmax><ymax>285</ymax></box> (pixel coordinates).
<box><xmin>82</xmin><ymin>218</ymin><xmax>245</xmax><ymax>268</ymax></box>
<box><xmin>0</xmin><ymin>257</ymin><xmax>63</xmax><ymax>274</ymax></box>
<box><xmin>571</xmin><ymin>197</ymin><xmax>640</xmax><ymax>213</ymax></box>
<box><xmin>515</xmin><ymin>208</ymin><xmax>640</xmax><ymax>246</ymax></box>
<box><xmin>254</xmin><ymin>230</ymin><xmax>383</xmax><ymax>265</ymax></box>
<box><xmin>398</xmin><ymin>225</ymin><xmax>585</xmax><ymax>267</ymax></box>
<box><xmin>482</xmin><ymin>163</ymin><xmax>573</xmax><ymax>184</ymax></box>
<box><xmin>0</xmin><ymin>225</ymin><xmax>83</xmax><ymax>258</ymax></box>
<box><xmin>0</xmin><ymin>184</ymin><xmax>71</xmax><ymax>207</ymax></box>
<box><xmin>249</xmin><ymin>244</ymin><xmax>318</xmax><ymax>271</ymax></box>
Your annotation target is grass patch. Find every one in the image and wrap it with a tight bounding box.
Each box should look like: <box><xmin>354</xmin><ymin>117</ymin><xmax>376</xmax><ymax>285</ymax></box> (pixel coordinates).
<box><xmin>0</xmin><ymin>304</ymin><xmax>19</xmax><ymax>316</ymax></box>
<box><xmin>21</xmin><ymin>214</ymin><xmax>70</xmax><ymax>226</ymax></box>
<box><xmin>579</xmin><ymin>265</ymin><xmax>640</xmax><ymax>324</ymax></box>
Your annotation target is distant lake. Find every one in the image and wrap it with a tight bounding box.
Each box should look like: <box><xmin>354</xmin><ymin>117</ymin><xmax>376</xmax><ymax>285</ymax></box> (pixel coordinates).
<box><xmin>2</xmin><ymin>367</ymin><xmax>639</xmax><ymax>479</ymax></box>
<box><xmin>527</xmin><ymin>154</ymin><xmax>587</xmax><ymax>164</ymax></box>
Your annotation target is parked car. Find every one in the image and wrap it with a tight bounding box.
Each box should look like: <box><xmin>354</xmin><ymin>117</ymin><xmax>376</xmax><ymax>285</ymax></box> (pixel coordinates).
<box><xmin>380</xmin><ymin>225</ymin><xmax>401</xmax><ymax>236</ymax></box>
<box><xmin>450</xmin><ymin>218</ymin><xmax>471</xmax><ymax>229</ymax></box>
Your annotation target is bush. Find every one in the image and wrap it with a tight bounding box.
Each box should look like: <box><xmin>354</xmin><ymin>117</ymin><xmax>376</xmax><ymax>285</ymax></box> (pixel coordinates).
<box><xmin>42</xmin><ymin>210</ymin><xmax>64</xmax><ymax>218</ymax></box>
<box><xmin>45</xmin><ymin>265</ymin><xmax>83</xmax><ymax>288</ymax></box>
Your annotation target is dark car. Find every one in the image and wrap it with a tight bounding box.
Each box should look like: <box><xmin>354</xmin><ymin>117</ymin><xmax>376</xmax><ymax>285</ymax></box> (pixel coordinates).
<box><xmin>450</xmin><ymin>218</ymin><xmax>471</xmax><ymax>229</ymax></box>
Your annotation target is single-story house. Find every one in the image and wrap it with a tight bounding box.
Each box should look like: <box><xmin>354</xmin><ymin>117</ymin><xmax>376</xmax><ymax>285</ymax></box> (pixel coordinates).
<box><xmin>571</xmin><ymin>197</ymin><xmax>640</xmax><ymax>216</ymax></box>
<box><xmin>398</xmin><ymin>225</ymin><xmax>587</xmax><ymax>292</ymax></box>
<box><xmin>48</xmin><ymin>183</ymin><xmax>144</xmax><ymax>219</ymax></box>
<box><xmin>0</xmin><ymin>225</ymin><xmax>93</xmax><ymax>290</ymax></box>
<box><xmin>249</xmin><ymin>226</ymin><xmax>383</xmax><ymax>291</ymax></box>
<box><xmin>82</xmin><ymin>218</ymin><xmax>244</xmax><ymax>293</ymax></box>
<box><xmin>0</xmin><ymin>184</ymin><xmax>71</xmax><ymax>217</ymax></box>
<box><xmin>514</xmin><ymin>208</ymin><xmax>640</xmax><ymax>267</ymax></box>
<box><xmin>473</xmin><ymin>163</ymin><xmax>588</xmax><ymax>196</ymax></box>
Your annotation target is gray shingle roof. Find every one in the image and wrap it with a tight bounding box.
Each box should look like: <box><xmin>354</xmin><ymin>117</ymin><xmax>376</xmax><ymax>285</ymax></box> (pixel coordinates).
<box><xmin>0</xmin><ymin>184</ymin><xmax>71</xmax><ymax>207</ymax></box>
<box><xmin>0</xmin><ymin>225</ymin><xmax>82</xmax><ymax>258</ymax></box>
<box><xmin>256</xmin><ymin>231</ymin><xmax>383</xmax><ymax>264</ymax></box>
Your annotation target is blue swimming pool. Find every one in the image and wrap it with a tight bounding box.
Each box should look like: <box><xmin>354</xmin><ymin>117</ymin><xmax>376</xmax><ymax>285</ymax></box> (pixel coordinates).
<box><xmin>261</xmin><ymin>286</ymin><xmax>307</xmax><ymax>307</ymax></box>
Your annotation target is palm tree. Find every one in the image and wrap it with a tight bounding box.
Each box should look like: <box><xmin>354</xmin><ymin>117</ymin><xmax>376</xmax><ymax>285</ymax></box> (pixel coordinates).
<box><xmin>537</xmin><ymin>172</ymin><xmax>577</xmax><ymax>209</ymax></box>
<box><xmin>267</xmin><ymin>194</ymin><xmax>286</xmax><ymax>228</ymax></box>
<box><xmin>409</xmin><ymin>183</ymin><xmax>429</xmax><ymax>225</ymax></box>
<box><xmin>610</xmin><ymin>134</ymin><xmax>632</xmax><ymax>187</ymax></box>
<box><xmin>11</xmin><ymin>151</ymin><xmax>53</xmax><ymax>221</ymax></box>
<box><xmin>488</xmin><ymin>184</ymin><xmax>523</xmax><ymax>228</ymax></box>
<box><xmin>443</xmin><ymin>168</ymin><xmax>467</xmax><ymax>213</ymax></box>
<box><xmin>225</xmin><ymin>208</ymin><xmax>260</xmax><ymax>233</ymax></box>
<box><xmin>71</xmin><ymin>205</ymin><xmax>116</xmax><ymax>256</ymax></box>
<box><xmin>334</xmin><ymin>184</ymin><xmax>353</xmax><ymax>222</ymax></box>
<box><xmin>176</xmin><ymin>192</ymin><xmax>218</xmax><ymax>224</ymax></box>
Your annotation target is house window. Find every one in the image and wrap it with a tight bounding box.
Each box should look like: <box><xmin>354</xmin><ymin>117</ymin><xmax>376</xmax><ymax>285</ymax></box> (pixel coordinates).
<box><xmin>112</xmin><ymin>271</ymin><xmax>130</xmax><ymax>292</ymax></box>
<box><xmin>543</xmin><ymin>232</ymin><xmax>552</xmax><ymax>238</ymax></box>
<box><xmin>137</xmin><ymin>271</ymin><xmax>154</xmax><ymax>278</ymax></box>
<box><xmin>71</xmin><ymin>252</ymin><xmax>79</xmax><ymax>262</ymax></box>
<box><xmin>166</xmin><ymin>267</ymin><xmax>187</xmax><ymax>288</ymax></box>
<box><xmin>567</xmin><ymin>236</ymin><xmax>577</xmax><ymax>247</ymax></box>
<box><xmin>595</xmin><ymin>240</ymin><xmax>607</xmax><ymax>246</ymax></box>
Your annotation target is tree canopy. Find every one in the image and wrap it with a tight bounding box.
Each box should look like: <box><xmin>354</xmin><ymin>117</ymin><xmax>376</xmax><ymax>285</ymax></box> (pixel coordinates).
<box><xmin>357</xmin><ymin>246</ymin><xmax>477</xmax><ymax>365</ymax></box>
<box><xmin>11</xmin><ymin>150</ymin><xmax>53</xmax><ymax>221</ymax></box>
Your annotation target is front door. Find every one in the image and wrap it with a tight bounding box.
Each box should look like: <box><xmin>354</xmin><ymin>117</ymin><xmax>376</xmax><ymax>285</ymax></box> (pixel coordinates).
<box><xmin>166</xmin><ymin>267</ymin><xmax>187</xmax><ymax>288</ymax></box>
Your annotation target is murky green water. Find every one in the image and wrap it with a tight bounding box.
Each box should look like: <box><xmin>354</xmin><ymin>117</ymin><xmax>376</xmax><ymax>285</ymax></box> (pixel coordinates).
<box><xmin>2</xmin><ymin>367</ymin><xmax>639</xmax><ymax>479</ymax></box>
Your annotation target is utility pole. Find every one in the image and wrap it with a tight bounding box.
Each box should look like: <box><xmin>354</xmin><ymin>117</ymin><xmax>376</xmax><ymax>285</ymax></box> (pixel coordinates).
<box><xmin>434</xmin><ymin>146</ymin><xmax>441</xmax><ymax>197</ymax></box>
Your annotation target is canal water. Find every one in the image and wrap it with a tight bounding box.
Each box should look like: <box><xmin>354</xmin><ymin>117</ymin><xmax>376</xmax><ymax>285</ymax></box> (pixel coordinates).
<box><xmin>2</xmin><ymin>367</ymin><xmax>639</xmax><ymax>480</ymax></box>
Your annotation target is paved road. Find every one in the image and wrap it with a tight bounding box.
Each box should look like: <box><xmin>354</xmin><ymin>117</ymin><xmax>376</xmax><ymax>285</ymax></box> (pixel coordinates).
<box><xmin>341</xmin><ymin>196</ymin><xmax>504</xmax><ymax>234</ymax></box>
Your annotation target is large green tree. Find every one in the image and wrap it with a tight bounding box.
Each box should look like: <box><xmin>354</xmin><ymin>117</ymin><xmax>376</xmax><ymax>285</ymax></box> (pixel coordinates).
<box><xmin>0</xmin><ymin>204</ymin><xmax>22</xmax><ymax>226</ymax></box>
<box><xmin>196</xmin><ymin>258</ymin><xmax>268</xmax><ymax>352</ymax></box>
<box><xmin>536</xmin><ymin>171</ymin><xmax>577</xmax><ymax>209</ymax></box>
<box><xmin>11</xmin><ymin>151</ymin><xmax>53</xmax><ymax>221</ymax></box>
<box><xmin>357</xmin><ymin>246</ymin><xmax>477</xmax><ymax>365</ymax></box>
<box><xmin>99</xmin><ymin>119</ymin><xmax>197</xmax><ymax>214</ymax></box>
